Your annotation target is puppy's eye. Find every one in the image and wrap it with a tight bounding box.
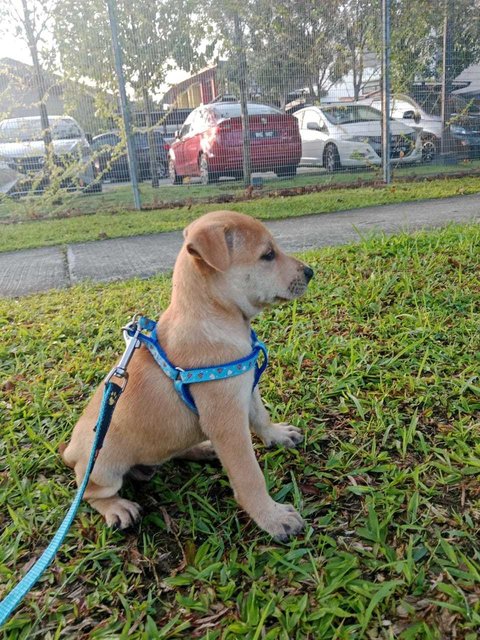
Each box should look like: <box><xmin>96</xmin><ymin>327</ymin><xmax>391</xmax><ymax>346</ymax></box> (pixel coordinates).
<box><xmin>260</xmin><ymin>249</ymin><xmax>276</xmax><ymax>261</ymax></box>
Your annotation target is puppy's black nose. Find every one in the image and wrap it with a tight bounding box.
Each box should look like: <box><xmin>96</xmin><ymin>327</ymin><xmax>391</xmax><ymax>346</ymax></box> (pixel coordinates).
<box><xmin>304</xmin><ymin>266</ymin><xmax>314</xmax><ymax>282</ymax></box>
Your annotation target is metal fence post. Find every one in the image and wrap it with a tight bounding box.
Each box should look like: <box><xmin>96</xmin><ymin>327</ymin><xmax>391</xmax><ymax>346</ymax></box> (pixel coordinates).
<box><xmin>106</xmin><ymin>0</ymin><xmax>141</xmax><ymax>210</ymax></box>
<box><xmin>441</xmin><ymin>0</ymin><xmax>454</xmax><ymax>158</ymax></box>
<box><xmin>381</xmin><ymin>0</ymin><xmax>391</xmax><ymax>184</ymax></box>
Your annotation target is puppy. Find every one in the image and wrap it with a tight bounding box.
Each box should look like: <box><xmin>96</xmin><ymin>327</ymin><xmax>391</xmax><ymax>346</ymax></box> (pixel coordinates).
<box><xmin>61</xmin><ymin>211</ymin><xmax>313</xmax><ymax>540</ymax></box>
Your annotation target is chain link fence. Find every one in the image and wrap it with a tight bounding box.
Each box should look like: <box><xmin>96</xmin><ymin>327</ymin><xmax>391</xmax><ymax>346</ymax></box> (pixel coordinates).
<box><xmin>0</xmin><ymin>0</ymin><xmax>479</xmax><ymax>219</ymax></box>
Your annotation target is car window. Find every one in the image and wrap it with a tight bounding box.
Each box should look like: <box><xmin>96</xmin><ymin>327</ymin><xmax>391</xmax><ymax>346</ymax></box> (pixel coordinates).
<box><xmin>179</xmin><ymin>111</ymin><xmax>196</xmax><ymax>137</ymax></box>
<box><xmin>294</xmin><ymin>111</ymin><xmax>304</xmax><ymax>128</ymax></box>
<box><xmin>211</xmin><ymin>103</ymin><xmax>283</xmax><ymax>119</ymax></box>
<box><xmin>303</xmin><ymin>109</ymin><xmax>327</xmax><ymax>131</ymax></box>
<box><xmin>92</xmin><ymin>134</ymin><xmax>119</xmax><ymax>149</ymax></box>
<box><xmin>0</xmin><ymin>118</ymin><xmax>46</xmax><ymax>142</ymax></box>
<box><xmin>189</xmin><ymin>111</ymin><xmax>206</xmax><ymax>135</ymax></box>
<box><xmin>51</xmin><ymin>119</ymin><xmax>82</xmax><ymax>140</ymax></box>
<box><xmin>322</xmin><ymin>105</ymin><xmax>382</xmax><ymax>124</ymax></box>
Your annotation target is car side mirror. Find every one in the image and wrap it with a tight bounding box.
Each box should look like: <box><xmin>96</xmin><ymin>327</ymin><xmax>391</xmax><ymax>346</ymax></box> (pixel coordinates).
<box><xmin>306</xmin><ymin>121</ymin><xmax>322</xmax><ymax>132</ymax></box>
<box><xmin>403</xmin><ymin>110</ymin><xmax>421</xmax><ymax>124</ymax></box>
<box><xmin>85</xmin><ymin>132</ymin><xmax>93</xmax><ymax>144</ymax></box>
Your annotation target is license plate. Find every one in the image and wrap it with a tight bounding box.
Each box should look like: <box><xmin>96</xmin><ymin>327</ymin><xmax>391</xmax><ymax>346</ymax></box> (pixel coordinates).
<box><xmin>252</xmin><ymin>131</ymin><xmax>276</xmax><ymax>139</ymax></box>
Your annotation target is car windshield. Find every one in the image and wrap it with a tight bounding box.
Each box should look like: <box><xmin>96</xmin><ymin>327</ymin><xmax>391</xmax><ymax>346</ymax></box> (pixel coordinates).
<box><xmin>415</xmin><ymin>93</ymin><xmax>480</xmax><ymax>117</ymax></box>
<box><xmin>321</xmin><ymin>105</ymin><xmax>383</xmax><ymax>125</ymax></box>
<box><xmin>211</xmin><ymin>103</ymin><xmax>283</xmax><ymax>119</ymax></box>
<box><xmin>0</xmin><ymin>118</ymin><xmax>82</xmax><ymax>143</ymax></box>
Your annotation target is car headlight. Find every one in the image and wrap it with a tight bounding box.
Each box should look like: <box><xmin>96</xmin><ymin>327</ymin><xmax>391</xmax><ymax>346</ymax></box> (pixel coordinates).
<box><xmin>348</xmin><ymin>135</ymin><xmax>382</xmax><ymax>144</ymax></box>
<box><xmin>450</xmin><ymin>125</ymin><xmax>468</xmax><ymax>135</ymax></box>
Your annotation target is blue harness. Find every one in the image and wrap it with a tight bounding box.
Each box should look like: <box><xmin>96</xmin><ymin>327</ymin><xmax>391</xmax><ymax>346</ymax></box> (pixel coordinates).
<box><xmin>0</xmin><ymin>315</ymin><xmax>268</xmax><ymax>626</ymax></box>
<box><xmin>129</xmin><ymin>316</ymin><xmax>268</xmax><ymax>414</ymax></box>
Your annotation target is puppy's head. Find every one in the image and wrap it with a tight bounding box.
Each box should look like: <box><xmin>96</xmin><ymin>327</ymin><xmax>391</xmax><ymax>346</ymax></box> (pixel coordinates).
<box><xmin>181</xmin><ymin>211</ymin><xmax>313</xmax><ymax>318</ymax></box>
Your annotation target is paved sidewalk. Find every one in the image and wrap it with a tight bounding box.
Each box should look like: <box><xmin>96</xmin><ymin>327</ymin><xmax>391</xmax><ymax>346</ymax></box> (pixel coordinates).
<box><xmin>1</xmin><ymin>193</ymin><xmax>479</xmax><ymax>298</ymax></box>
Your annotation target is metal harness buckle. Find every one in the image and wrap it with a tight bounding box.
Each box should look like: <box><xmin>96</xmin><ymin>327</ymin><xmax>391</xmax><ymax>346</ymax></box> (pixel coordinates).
<box><xmin>105</xmin><ymin>318</ymin><xmax>142</xmax><ymax>391</ymax></box>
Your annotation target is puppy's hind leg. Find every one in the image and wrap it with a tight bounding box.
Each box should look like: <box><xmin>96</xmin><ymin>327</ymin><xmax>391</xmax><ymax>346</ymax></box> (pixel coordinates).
<box><xmin>76</xmin><ymin>459</ymin><xmax>141</xmax><ymax>530</ymax></box>
<box><xmin>174</xmin><ymin>440</ymin><xmax>218</xmax><ymax>462</ymax></box>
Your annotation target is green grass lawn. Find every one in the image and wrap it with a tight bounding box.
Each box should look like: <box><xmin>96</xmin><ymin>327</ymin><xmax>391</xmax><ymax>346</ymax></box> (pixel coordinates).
<box><xmin>2</xmin><ymin>174</ymin><xmax>480</xmax><ymax>253</ymax></box>
<box><xmin>1</xmin><ymin>224</ymin><xmax>480</xmax><ymax>639</ymax></box>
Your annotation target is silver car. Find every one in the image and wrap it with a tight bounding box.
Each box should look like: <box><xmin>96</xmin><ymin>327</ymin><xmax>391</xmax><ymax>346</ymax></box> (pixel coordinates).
<box><xmin>293</xmin><ymin>104</ymin><xmax>422</xmax><ymax>172</ymax></box>
<box><xmin>0</xmin><ymin>115</ymin><xmax>101</xmax><ymax>195</ymax></box>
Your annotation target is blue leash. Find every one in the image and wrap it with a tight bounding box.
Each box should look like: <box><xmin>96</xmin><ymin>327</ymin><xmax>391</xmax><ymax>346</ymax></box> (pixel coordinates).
<box><xmin>0</xmin><ymin>381</ymin><xmax>123</xmax><ymax>627</ymax></box>
<box><xmin>0</xmin><ymin>315</ymin><xmax>267</xmax><ymax>626</ymax></box>
<box><xmin>0</xmin><ymin>318</ymin><xmax>143</xmax><ymax>627</ymax></box>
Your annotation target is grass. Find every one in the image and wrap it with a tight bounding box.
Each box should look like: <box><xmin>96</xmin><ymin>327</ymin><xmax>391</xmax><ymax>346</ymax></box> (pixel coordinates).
<box><xmin>1</xmin><ymin>223</ymin><xmax>479</xmax><ymax>638</ymax></box>
<box><xmin>2</xmin><ymin>158</ymin><xmax>480</xmax><ymax>225</ymax></box>
<box><xmin>2</xmin><ymin>174</ymin><xmax>480</xmax><ymax>253</ymax></box>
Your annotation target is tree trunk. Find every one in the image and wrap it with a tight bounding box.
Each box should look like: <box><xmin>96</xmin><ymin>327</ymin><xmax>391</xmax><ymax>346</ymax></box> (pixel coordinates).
<box><xmin>21</xmin><ymin>0</ymin><xmax>52</xmax><ymax>155</ymax></box>
<box><xmin>233</xmin><ymin>12</ymin><xmax>251</xmax><ymax>186</ymax></box>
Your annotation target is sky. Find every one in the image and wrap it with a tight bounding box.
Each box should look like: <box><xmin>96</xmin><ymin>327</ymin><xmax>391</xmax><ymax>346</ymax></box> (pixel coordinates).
<box><xmin>0</xmin><ymin>34</ymin><xmax>31</xmax><ymax>65</ymax></box>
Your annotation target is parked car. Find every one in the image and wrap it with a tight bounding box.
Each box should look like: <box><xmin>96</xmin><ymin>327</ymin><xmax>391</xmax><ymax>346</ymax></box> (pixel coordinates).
<box><xmin>292</xmin><ymin>104</ymin><xmax>422</xmax><ymax>171</ymax></box>
<box><xmin>0</xmin><ymin>159</ymin><xmax>23</xmax><ymax>195</ymax></box>
<box><xmin>364</xmin><ymin>92</ymin><xmax>480</xmax><ymax>162</ymax></box>
<box><xmin>132</xmin><ymin>108</ymin><xmax>193</xmax><ymax>147</ymax></box>
<box><xmin>155</xmin><ymin>108</ymin><xmax>193</xmax><ymax>147</ymax></box>
<box><xmin>0</xmin><ymin>115</ymin><xmax>101</xmax><ymax>195</ymax></box>
<box><xmin>91</xmin><ymin>129</ymin><xmax>169</xmax><ymax>182</ymax></box>
<box><xmin>168</xmin><ymin>102</ymin><xmax>302</xmax><ymax>185</ymax></box>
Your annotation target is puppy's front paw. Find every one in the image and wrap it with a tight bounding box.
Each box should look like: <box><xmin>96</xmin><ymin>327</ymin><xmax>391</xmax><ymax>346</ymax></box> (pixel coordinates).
<box><xmin>261</xmin><ymin>423</ymin><xmax>304</xmax><ymax>448</ymax></box>
<box><xmin>255</xmin><ymin>501</ymin><xmax>304</xmax><ymax>542</ymax></box>
<box><xmin>104</xmin><ymin>498</ymin><xmax>142</xmax><ymax>529</ymax></box>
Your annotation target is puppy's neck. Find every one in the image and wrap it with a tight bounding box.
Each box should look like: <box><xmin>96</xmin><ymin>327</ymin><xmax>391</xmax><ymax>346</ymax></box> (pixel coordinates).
<box><xmin>162</xmin><ymin>252</ymin><xmax>253</xmax><ymax>341</ymax></box>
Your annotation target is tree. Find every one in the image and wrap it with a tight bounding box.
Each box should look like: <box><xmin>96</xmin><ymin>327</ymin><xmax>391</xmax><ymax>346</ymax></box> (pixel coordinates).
<box><xmin>385</xmin><ymin>0</ymin><xmax>480</xmax><ymax>91</ymax></box>
<box><xmin>0</xmin><ymin>0</ymin><xmax>57</xmax><ymax>146</ymax></box>
<box><xmin>53</xmin><ymin>0</ymin><xmax>204</xmax><ymax>185</ymax></box>
<box><xmin>247</xmin><ymin>0</ymin><xmax>343</xmax><ymax>108</ymax></box>
<box><xmin>336</xmin><ymin>0</ymin><xmax>381</xmax><ymax>100</ymax></box>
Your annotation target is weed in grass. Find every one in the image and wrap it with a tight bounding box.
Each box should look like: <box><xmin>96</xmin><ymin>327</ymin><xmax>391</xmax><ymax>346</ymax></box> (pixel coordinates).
<box><xmin>0</xmin><ymin>223</ymin><xmax>479</xmax><ymax>638</ymax></box>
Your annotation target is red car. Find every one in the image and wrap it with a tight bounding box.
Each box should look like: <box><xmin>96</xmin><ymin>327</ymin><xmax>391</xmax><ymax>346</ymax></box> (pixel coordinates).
<box><xmin>168</xmin><ymin>102</ymin><xmax>302</xmax><ymax>184</ymax></box>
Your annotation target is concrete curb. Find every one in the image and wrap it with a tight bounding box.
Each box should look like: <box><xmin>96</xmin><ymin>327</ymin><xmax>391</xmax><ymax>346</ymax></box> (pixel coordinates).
<box><xmin>1</xmin><ymin>193</ymin><xmax>479</xmax><ymax>298</ymax></box>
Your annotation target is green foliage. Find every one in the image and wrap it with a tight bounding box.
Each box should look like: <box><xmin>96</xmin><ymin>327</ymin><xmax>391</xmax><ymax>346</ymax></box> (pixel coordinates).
<box><xmin>1</xmin><ymin>223</ymin><xmax>480</xmax><ymax>637</ymax></box>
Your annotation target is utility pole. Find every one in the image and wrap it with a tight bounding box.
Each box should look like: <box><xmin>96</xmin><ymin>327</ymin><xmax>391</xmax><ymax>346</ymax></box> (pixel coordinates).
<box><xmin>441</xmin><ymin>0</ymin><xmax>454</xmax><ymax>158</ymax></box>
<box><xmin>381</xmin><ymin>0</ymin><xmax>391</xmax><ymax>184</ymax></box>
<box><xmin>233</xmin><ymin>12</ymin><xmax>252</xmax><ymax>186</ymax></box>
<box><xmin>106</xmin><ymin>0</ymin><xmax>141</xmax><ymax>209</ymax></box>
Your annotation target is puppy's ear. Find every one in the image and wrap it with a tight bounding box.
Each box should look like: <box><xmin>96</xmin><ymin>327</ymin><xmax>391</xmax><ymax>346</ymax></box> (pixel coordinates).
<box><xmin>186</xmin><ymin>224</ymin><xmax>232</xmax><ymax>272</ymax></box>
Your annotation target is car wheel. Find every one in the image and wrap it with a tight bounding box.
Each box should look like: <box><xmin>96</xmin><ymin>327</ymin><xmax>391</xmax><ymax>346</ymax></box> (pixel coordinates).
<box><xmin>199</xmin><ymin>153</ymin><xmax>219</xmax><ymax>185</ymax></box>
<box><xmin>324</xmin><ymin>144</ymin><xmax>341</xmax><ymax>172</ymax></box>
<box><xmin>276</xmin><ymin>165</ymin><xmax>297</xmax><ymax>178</ymax></box>
<box><xmin>169</xmin><ymin>158</ymin><xmax>182</xmax><ymax>185</ymax></box>
<box><xmin>421</xmin><ymin>137</ymin><xmax>438</xmax><ymax>164</ymax></box>
<box><xmin>157</xmin><ymin>162</ymin><xmax>168</xmax><ymax>179</ymax></box>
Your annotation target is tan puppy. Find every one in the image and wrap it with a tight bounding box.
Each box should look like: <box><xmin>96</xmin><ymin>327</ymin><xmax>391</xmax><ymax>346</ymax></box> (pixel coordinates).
<box><xmin>61</xmin><ymin>210</ymin><xmax>313</xmax><ymax>541</ymax></box>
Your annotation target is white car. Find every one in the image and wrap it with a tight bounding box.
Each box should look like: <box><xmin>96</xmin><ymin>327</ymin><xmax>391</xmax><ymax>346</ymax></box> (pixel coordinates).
<box><xmin>0</xmin><ymin>115</ymin><xmax>101</xmax><ymax>195</ymax></box>
<box><xmin>364</xmin><ymin>92</ymin><xmax>480</xmax><ymax>162</ymax></box>
<box><xmin>0</xmin><ymin>159</ymin><xmax>23</xmax><ymax>195</ymax></box>
<box><xmin>293</xmin><ymin>104</ymin><xmax>422</xmax><ymax>171</ymax></box>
